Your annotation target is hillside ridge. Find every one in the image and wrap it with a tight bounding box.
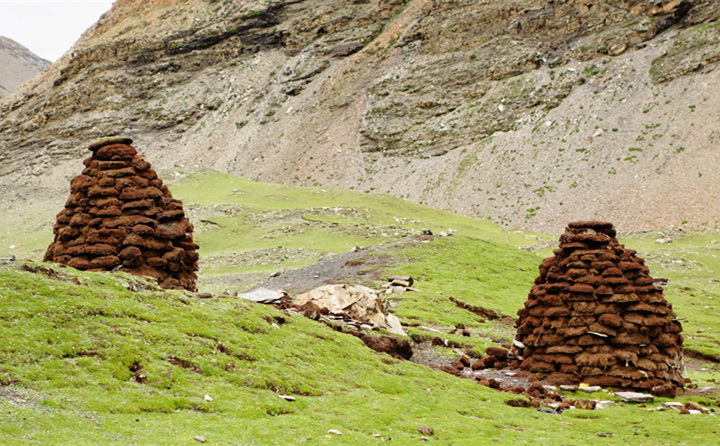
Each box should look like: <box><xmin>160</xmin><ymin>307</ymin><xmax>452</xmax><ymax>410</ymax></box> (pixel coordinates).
<box><xmin>0</xmin><ymin>36</ymin><xmax>50</xmax><ymax>98</ymax></box>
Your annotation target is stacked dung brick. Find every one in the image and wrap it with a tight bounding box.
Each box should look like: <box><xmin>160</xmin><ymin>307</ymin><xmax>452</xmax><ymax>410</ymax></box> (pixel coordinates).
<box><xmin>510</xmin><ymin>221</ymin><xmax>684</xmax><ymax>396</ymax></box>
<box><xmin>44</xmin><ymin>137</ymin><xmax>198</xmax><ymax>291</ymax></box>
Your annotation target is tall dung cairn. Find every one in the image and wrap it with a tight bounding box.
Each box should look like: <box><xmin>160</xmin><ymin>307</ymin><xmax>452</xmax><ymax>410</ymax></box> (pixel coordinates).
<box><xmin>44</xmin><ymin>137</ymin><xmax>199</xmax><ymax>291</ymax></box>
<box><xmin>511</xmin><ymin>221</ymin><xmax>684</xmax><ymax>397</ymax></box>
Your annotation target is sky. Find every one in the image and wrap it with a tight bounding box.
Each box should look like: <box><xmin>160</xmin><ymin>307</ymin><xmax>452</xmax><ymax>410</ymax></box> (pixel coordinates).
<box><xmin>0</xmin><ymin>0</ymin><xmax>114</xmax><ymax>62</ymax></box>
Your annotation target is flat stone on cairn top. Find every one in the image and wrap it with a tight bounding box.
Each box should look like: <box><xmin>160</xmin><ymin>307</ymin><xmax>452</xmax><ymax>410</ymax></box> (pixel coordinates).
<box><xmin>43</xmin><ymin>137</ymin><xmax>199</xmax><ymax>291</ymax></box>
<box><xmin>509</xmin><ymin>221</ymin><xmax>684</xmax><ymax>397</ymax></box>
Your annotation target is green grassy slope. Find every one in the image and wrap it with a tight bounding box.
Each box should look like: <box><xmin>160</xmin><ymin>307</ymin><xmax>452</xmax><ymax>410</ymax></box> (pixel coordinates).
<box><xmin>0</xmin><ymin>169</ymin><xmax>719</xmax><ymax>445</ymax></box>
<box><xmin>1</xmin><ymin>262</ymin><xmax>719</xmax><ymax>446</ymax></box>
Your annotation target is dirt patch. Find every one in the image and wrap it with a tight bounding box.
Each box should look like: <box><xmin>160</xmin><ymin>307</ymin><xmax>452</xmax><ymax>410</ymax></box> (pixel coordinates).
<box><xmin>409</xmin><ymin>342</ymin><xmax>459</xmax><ymax>369</ymax></box>
<box><xmin>0</xmin><ymin>387</ymin><xmax>43</xmax><ymax>410</ymax></box>
<box><xmin>322</xmin><ymin>321</ymin><xmax>413</xmax><ymax>360</ymax></box>
<box><xmin>466</xmin><ymin>368</ymin><xmax>536</xmax><ymax>390</ymax></box>
<box><xmin>256</xmin><ymin>237</ymin><xmax>425</xmax><ymax>294</ymax></box>
<box><xmin>683</xmin><ymin>386</ymin><xmax>720</xmax><ymax>398</ymax></box>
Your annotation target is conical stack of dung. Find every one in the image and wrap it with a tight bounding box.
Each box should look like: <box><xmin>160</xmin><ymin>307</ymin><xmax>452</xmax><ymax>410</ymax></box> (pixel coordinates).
<box><xmin>510</xmin><ymin>221</ymin><xmax>684</xmax><ymax>396</ymax></box>
<box><xmin>44</xmin><ymin>137</ymin><xmax>198</xmax><ymax>291</ymax></box>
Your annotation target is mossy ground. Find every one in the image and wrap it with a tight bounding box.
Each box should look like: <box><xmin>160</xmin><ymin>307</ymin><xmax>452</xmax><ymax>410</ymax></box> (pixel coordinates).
<box><xmin>0</xmin><ymin>169</ymin><xmax>719</xmax><ymax>445</ymax></box>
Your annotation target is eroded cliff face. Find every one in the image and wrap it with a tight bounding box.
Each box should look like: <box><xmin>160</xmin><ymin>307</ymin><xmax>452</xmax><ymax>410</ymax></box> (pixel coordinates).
<box><xmin>1</xmin><ymin>0</ymin><xmax>719</xmax><ymax>232</ymax></box>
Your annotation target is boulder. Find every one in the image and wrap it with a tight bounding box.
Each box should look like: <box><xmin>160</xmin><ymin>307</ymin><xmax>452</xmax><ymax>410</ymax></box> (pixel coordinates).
<box><xmin>294</xmin><ymin>284</ymin><xmax>386</xmax><ymax>326</ymax></box>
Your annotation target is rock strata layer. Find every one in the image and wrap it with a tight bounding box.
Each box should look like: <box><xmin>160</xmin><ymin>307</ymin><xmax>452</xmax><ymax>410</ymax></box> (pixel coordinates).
<box><xmin>509</xmin><ymin>221</ymin><xmax>684</xmax><ymax>396</ymax></box>
<box><xmin>44</xmin><ymin>137</ymin><xmax>198</xmax><ymax>291</ymax></box>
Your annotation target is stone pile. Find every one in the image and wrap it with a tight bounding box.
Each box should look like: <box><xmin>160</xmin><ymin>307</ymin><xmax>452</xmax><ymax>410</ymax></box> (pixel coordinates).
<box><xmin>509</xmin><ymin>221</ymin><xmax>684</xmax><ymax>396</ymax></box>
<box><xmin>44</xmin><ymin>137</ymin><xmax>198</xmax><ymax>291</ymax></box>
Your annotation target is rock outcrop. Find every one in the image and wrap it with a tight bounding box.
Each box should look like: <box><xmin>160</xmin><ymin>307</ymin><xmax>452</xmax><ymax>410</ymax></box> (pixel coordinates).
<box><xmin>294</xmin><ymin>284</ymin><xmax>388</xmax><ymax>326</ymax></box>
<box><xmin>44</xmin><ymin>137</ymin><xmax>198</xmax><ymax>291</ymax></box>
<box><xmin>510</xmin><ymin>221</ymin><xmax>684</xmax><ymax>396</ymax></box>
<box><xmin>238</xmin><ymin>283</ymin><xmax>412</xmax><ymax>358</ymax></box>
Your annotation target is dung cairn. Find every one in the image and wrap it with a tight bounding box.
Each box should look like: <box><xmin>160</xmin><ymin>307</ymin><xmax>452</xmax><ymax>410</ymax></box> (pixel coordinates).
<box><xmin>510</xmin><ymin>221</ymin><xmax>684</xmax><ymax>397</ymax></box>
<box><xmin>44</xmin><ymin>137</ymin><xmax>198</xmax><ymax>291</ymax></box>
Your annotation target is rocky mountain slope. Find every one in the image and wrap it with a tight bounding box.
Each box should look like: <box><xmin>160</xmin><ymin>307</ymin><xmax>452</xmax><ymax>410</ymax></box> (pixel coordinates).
<box><xmin>0</xmin><ymin>36</ymin><xmax>50</xmax><ymax>99</ymax></box>
<box><xmin>1</xmin><ymin>0</ymin><xmax>719</xmax><ymax>232</ymax></box>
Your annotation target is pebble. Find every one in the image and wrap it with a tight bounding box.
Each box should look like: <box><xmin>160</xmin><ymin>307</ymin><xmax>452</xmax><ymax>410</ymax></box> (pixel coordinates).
<box><xmin>194</xmin><ymin>436</ymin><xmax>207</xmax><ymax>443</ymax></box>
<box><xmin>596</xmin><ymin>400</ymin><xmax>614</xmax><ymax>409</ymax></box>
<box><xmin>418</xmin><ymin>427</ymin><xmax>434</xmax><ymax>436</ymax></box>
<box><xmin>327</xmin><ymin>429</ymin><xmax>342</xmax><ymax>435</ymax></box>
